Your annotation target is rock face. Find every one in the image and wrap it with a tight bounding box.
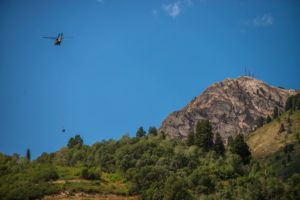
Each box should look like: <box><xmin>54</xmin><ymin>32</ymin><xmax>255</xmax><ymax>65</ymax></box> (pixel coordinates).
<box><xmin>159</xmin><ymin>76</ymin><xmax>298</xmax><ymax>141</ymax></box>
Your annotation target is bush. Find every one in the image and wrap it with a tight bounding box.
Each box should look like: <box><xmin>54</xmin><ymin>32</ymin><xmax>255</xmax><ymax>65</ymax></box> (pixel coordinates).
<box><xmin>164</xmin><ymin>175</ymin><xmax>193</xmax><ymax>200</ymax></box>
<box><xmin>285</xmin><ymin>94</ymin><xmax>300</xmax><ymax>111</ymax></box>
<box><xmin>0</xmin><ymin>161</ymin><xmax>61</xmax><ymax>200</ymax></box>
<box><xmin>31</xmin><ymin>165</ymin><xmax>59</xmax><ymax>182</ymax></box>
<box><xmin>0</xmin><ymin>177</ymin><xmax>60</xmax><ymax>200</ymax></box>
<box><xmin>278</xmin><ymin>123</ymin><xmax>285</xmax><ymax>133</ymax></box>
<box><xmin>188</xmin><ymin>169</ymin><xmax>215</xmax><ymax>195</ymax></box>
<box><xmin>80</xmin><ymin>167</ymin><xmax>101</xmax><ymax>180</ymax></box>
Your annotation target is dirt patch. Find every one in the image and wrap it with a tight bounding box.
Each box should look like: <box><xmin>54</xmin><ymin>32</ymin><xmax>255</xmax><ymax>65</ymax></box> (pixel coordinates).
<box><xmin>42</xmin><ymin>192</ymin><xmax>139</xmax><ymax>200</ymax></box>
<box><xmin>53</xmin><ymin>179</ymin><xmax>90</xmax><ymax>184</ymax></box>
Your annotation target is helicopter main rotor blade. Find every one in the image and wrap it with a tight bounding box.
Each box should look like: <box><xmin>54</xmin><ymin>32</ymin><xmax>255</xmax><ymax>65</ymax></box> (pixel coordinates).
<box><xmin>42</xmin><ymin>36</ymin><xmax>57</xmax><ymax>39</ymax></box>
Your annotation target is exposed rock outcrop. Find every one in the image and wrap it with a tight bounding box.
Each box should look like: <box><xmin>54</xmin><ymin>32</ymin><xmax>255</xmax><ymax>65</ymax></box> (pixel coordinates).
<box><xmin>159</xmin><ymin>76</ymin><xmax>299</xmax><ymax>141</ymax></box>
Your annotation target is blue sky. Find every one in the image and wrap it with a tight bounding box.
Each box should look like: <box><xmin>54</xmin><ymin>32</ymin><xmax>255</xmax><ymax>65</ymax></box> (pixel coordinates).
<box><xmin>0</xmin><ymin>0</ymin><xmax>299</xmax><ymax>158</ymax></box>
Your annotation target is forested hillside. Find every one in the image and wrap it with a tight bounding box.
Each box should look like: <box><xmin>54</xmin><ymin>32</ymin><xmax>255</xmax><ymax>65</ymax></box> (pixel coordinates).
<box><xmin>1</xmin><ymin>95</ymin><xmax>300</xmax><ymax>200</ymax></box>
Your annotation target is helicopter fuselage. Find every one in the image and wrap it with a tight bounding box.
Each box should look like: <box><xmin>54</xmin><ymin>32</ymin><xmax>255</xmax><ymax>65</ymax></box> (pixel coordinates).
<box><xmin>54</xmin><ymin>35</ymin><xmax>63</xmax><ymax>45</ymax></box>
<box><xmin>54</xmin><ymin>39</ymin><xmax>61</xmax><ymax>45</ymax></box>
<box><xmin>42</xmin><ymin>33</ymin><xmax>64</xmax><ymax>46</ymax></box>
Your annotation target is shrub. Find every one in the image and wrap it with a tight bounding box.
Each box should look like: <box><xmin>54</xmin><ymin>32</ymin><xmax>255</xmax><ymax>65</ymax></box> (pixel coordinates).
<box><xmin>31</xmin><ymin>165</ymin><xmax>59</xmax><ymax>182</ymax></box>
<box><xmin>80</xmin><ymin>167</ymin><xmax>101</xmax><ymax>180</ymax></box>
<box><xmin>278</xmin><ymin>123</ymin><xmax>285</xmax><ymax>133</ymax></box>
<box><xmin>164</xmin><ymin>175</ymin><xmax>193</xmax><ymax>200</ymax></box>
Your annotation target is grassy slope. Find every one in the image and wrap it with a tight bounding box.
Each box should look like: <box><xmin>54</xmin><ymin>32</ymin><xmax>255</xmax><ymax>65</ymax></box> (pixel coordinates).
<box><xmin>247</xmin><ymin>110</ymin><xmax>300</xmax><ymax>159</ymax></box>
<box><xmin>247</xmin><ymin>110</ymin><xmax>300</xmax><ymax>178</ymax></box>
<box><xmin>43</xmin><ymin>166</ymin><xmax>135</xmax><ymax>199</ymax></box>
<box><xmin>268</xmin><ymin>140</ymin><xmax>300</xmax><ymax>178</ymax></box>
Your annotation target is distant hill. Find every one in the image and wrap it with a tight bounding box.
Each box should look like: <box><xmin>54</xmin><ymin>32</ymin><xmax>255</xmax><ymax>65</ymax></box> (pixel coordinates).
<box><xmin>160</xmin><ymin>76</ymin><xmax>299</xmax><ymax>141</ymax></box>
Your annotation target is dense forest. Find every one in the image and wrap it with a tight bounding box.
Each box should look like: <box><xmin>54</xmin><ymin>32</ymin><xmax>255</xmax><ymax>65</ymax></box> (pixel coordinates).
<box><xmin>1</xmin><ymin>95</ymin><xmax>300</xmax><ymax>200</ymax></box>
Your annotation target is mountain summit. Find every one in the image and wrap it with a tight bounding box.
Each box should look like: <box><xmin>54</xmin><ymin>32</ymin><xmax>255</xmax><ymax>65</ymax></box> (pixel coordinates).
<box><xmin>159</xmin><ymin>76</ymin><xmax>298</xmax><ymax>141</ymax></box>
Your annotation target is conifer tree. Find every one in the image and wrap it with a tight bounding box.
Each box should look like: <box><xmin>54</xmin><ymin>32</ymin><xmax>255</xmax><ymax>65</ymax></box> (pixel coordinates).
<box><xmin>195</xmin><ymin>119</ymin><xmax>213</xmax><ymax>152</ymax></box>
<box><xmin>67</xmin><ymin>134</ymin><xmax>84</xmax><ymax>148</ymax></box>
<box><xmin>187</xmin><ymin>132</ymin><xmax>195</xmax><ymax>146</ymax></box>
<box><xmin>278</xmin><ymin>123</ymin><xmax>285</xmax><ymax>133</ymax></box>
<box><xmin>256</xmin><ymin>116</ymin><xmax>265</xmax><ymax>128</ymax></box>
<box><xmin>214</xmin><ymin>132</ymin><xmax>225</xmax><ymax>155</ymax></box>
<box><xmin>230</xmin><ymin>134</ymin><xmax>251</xmax><ymax>164</ymax></box>
<box><xmin>273</xmin><ymin>106</ymin><xmax>279</xmax><ymax>119</ymax></box>
<box><xmin>227</xmin><ymin>136</ymin><xmax>234</xmax><ymax>148</ymax></box>
<box><xmin>266</xmin><ymin>115</ymin><xmax>272</xmax><ymax>123</ymax></box>
<box><xmin>136</xmin><ymin>126</ymin><xmax>146</xmax><ymax>138</ymax></box>
<box><xmin>26</xmin><ymin>148</ymin><xmax>31</xmax><ymax>162</ymax></box>
<box><xmin>285</xmin><ymin>94</ymin><xmax>300</xmax><ymax>111</ymax></box>
<box><xmin>160</xmin><ymin>131</ymin><xmax>166</xmax><ymax>139</ymax></box>
<box><xmin>148</xmin><ymin>126</ymin><xmax>158</xmax><ymax>136</ymax></box>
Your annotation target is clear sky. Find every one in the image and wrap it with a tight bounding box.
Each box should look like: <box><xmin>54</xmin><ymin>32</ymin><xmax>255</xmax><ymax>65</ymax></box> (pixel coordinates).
<box><xmin>0</xmin><ymin>0</ymin><xmax>299</xmax><ymax>158</ymax></box>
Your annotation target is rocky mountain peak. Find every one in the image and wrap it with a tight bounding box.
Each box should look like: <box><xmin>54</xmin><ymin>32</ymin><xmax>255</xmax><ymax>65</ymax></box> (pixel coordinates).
<box><xmin>159</xmin><ymin>76</ymin><xmax>298</xmax><ymax>141</ymax></box>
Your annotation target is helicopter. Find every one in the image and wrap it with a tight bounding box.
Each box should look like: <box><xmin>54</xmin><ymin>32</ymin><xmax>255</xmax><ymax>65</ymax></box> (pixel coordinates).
<box><xmin>42</xmin><ymin>33</ymin><xmax>64</xmax><ymax>45</ymax></box>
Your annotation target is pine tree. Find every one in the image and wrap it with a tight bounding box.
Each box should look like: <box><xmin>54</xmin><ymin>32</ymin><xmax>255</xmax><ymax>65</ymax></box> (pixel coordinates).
<box><xmin>26</xmin><ymin>148</ymin><xmax>31</xmax><ymax>162</ymax></box>
<box><xmin>67</xmin><ymin>134</ymin><xmax>84</xmax><ymax>148</ymax></box>
<box><xmin>230</xmin><ymin>134</ymin><xmax>251</xmax><ymax>164</ymax></box>
<box><xmin>284</xmin><ymin>144</ymin><xmax>294</xmax><ymax>154</ymax></box>
<box><xmin>273</xmin><ymin>106</ymin><xmax>279</xmax><ymax>119</ymax></box>
<box><xmin>281</xmin><ymin>159</ymin><xmax>286</xmax><ymax>167</ymax></box>
<box><xmin>136</xmin><ymin>126</ymin><xmax>146</xmax><ymax>138</ymax></box>
<box><xmin>256</xmin><ymin>116</ymin><xmax>265</xmax><ymax>128</ymax></box>
<box><xmin>160</xmin><ymin>131</ymin><xmax>166</xmax><ymax>139</ymax></box>
<box><xmin>227</xmin><ymin>136</ymin><xmax>234</xmax><ymax>147</ymax></box>
<box><xmin>296</xmin><ymin>132</ymin><xmax>300</xmax><ymax>143</ymax></box>
<box><xmin>266</xmin><ymin>115</ymin><xmax>272</xmax><ymax>123</ymax></box>
<box><xmin>214</xmin><ymin>132</ymin><xmax>225</xmax><ymax>155</ymax></box>
<box><xmin>285</xmin><ymin>94</ymin><xmax>300</xmax><ymax>111</ymax></box>
<box><xmin>148</xmin><ymin>126</ymin><xmax>158</xmax><ymax>136</ymax></box>
<box><xmin>195</xmin><ymin>119</ymin><xmax>214</xmax><ymax>152</ymax></box>
<box><xmin>186</xmin><ymin>132</ymin><xmax>195</xmax><ymax>146</ymax></box>
<box><xmin>74</xmin><ymin>135</ymin><xmax>83</xmax><ymax>146</ymax></box>
<box><xmin>278</xmin><ymin>123</ymin><xmax>285</xmax><ymax>133</ymax></box>
<box><xmin>287</xmin><ymin>117</ymin><xmax>291</xmax><ymax>125</ymax></box>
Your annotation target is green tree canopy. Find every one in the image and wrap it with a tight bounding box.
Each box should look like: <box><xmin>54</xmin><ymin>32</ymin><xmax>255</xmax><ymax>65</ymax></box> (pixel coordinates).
<box><xmin>256</xmin><ymin>116</ymin><xmax>265</xmax><ymax>128</ymax></box>
<box><xmin>164</xmin><ymin>175</ymin><xmax>193</xmax><ymax>200</ymax></box>
<box><xmin>26</xmin><ymin>148</ymin><xmax>31</xmax><ymax>162</ymax></box>
<box><xmin>214</xmin><ymin>132</ymin><xmax>225</xmax><ymax>155</ymax></box>
<box><xmin>285</xmin><ymin>94</ymin><xmax>300</xmax><ymax>111</ymax></box>
<box><xmin>272</xmin><ymin>106</ymin><xmax>279</xmax><ymax>119</ymax></box>
<box><xmin>195</xmin><ymin>119</ymin><xmax>214</xmax><ymax>152</ymax></box>
<box><xmin>266</xmin><ymin>115</ymin><xmax>272</xmax><ymax>123</ymax></box>
<box><xmin>187</xmin><ymin>132</ymin><xmax>195</xmax><ymax>146</ymax></box>
<box><xmin>67</xmin><ymin>135</ymin><xmax>84</xmax><ymax>148</ymax></box>
<box><xmin>229</xmin><ymin>134</ymin><xmax>251</xmax><ymax>164</ymax></box>
<box><xmin>136</xmin><ymin>126</ymin><xmax>146</xmax><ymax>138</ymax></box>
<box><xmin>148</xmin><ymin>126</ymin><xmax>158</xmax><ymax>136</ymax></box>
<box><xmin>278</xmin><ymin>123</ymin><xmax>285</xmax><ymax>133</ymax></box>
